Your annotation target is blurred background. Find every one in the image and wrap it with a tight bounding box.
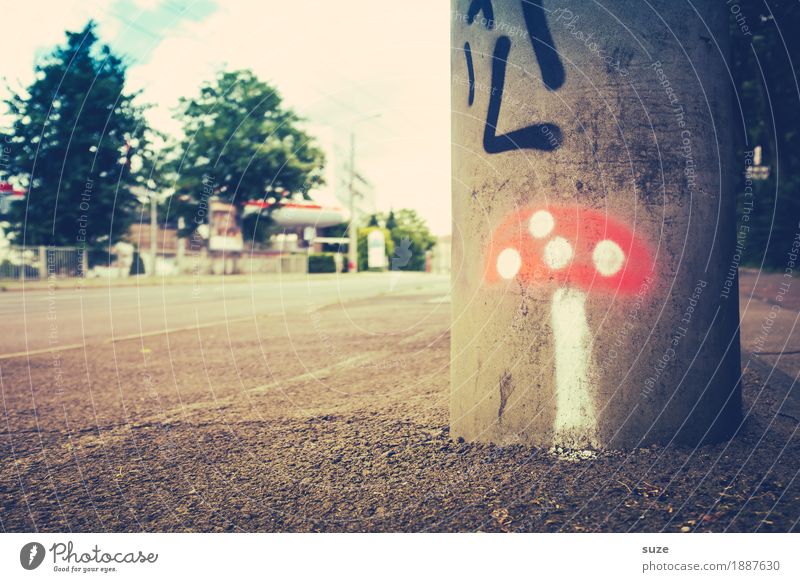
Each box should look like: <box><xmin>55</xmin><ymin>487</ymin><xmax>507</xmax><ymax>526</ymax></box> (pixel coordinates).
<box><xmin>0</xmin><ymin>0</ymin><xmax>452</xmax><ymax>280</ymax></box>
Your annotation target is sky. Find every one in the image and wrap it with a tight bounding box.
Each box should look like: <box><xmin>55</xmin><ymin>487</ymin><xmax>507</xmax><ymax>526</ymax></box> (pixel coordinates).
<box><xmin>0</xmin><ymin>0</ymin><xmax>452</xmax><ymax>234</ymax></box>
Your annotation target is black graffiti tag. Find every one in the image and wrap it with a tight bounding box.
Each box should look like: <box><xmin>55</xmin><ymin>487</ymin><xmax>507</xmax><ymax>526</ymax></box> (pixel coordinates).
<box><xmin>462</xmin><ymin>0</ymin><xmax>565</xmax><ymax>153</ymax></box>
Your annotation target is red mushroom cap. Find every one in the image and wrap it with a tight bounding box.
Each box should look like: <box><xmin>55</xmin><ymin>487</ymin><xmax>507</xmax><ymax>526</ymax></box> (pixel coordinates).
<box><xmin>485</xmin><ymin>206</ymin><xmax>655</xmax><ymax>295</ymax></box>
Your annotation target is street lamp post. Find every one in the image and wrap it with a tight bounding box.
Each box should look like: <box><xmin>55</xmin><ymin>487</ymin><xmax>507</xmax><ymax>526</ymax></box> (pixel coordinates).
<box><xmin>347</xmin><ymin>113</ymin><xmax>381</xmax><ymax>274</ymax></box>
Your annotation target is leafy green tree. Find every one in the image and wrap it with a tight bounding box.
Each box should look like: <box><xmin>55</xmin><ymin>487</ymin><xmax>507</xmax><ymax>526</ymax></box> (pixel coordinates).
<box><xmin>167</xmin><ymin>69</ymin><xmax>325</xmax><ymax>242</ymax></box>
<box><xmin>381</xmin><ymin>208</ymin><xmax>436</xmax><ymax>271</ymax></box>
<box><xmin>3</xmin><ymin>21</ymin><xmax>149</xmax><ymax>251</ymax></box>
<box><xmin>730</xmin><ymin>1</ymin><xmax>800</xmax><ymax>268</ymax></box>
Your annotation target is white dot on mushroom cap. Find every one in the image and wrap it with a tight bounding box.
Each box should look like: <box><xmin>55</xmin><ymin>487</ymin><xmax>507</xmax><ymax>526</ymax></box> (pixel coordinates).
<box><xmin>529</xmin><ymin>210</ymin><xmax>555</xmax><ymax>238</ymax></box>
<box><xmin>593</xmin><ymin>239</ymin><xmax>626</xmax><ymax>276</ymax></box>
<box><xmin>497</xmin><ymin>248</ymin><xmax>522</xmax><ymax>279</ymax></box>
<box><xmin>543</xmin><ymin>237</ymin><xmax>573</xmax><ymax>269</ymax></box>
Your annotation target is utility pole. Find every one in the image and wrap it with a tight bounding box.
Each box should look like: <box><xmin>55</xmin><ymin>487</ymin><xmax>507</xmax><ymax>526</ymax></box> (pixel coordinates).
<box><xmin>450</xmin><ymin>0</ymin><xmax>741</xmax><ymax>449</ymax></box>
<box><xmin>348</xmin><ymin>131</ymin><xmax>358</xmax><ymax>273</ymax></box>
<box><xmin>346</xmin><ymin>114</ymin><xmax>381</xmax><ymax>274</ymax></box>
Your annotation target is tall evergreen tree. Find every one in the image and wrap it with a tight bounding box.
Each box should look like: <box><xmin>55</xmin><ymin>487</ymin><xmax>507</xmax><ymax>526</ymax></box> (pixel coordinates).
<box><xmin>3</xmin><ymin>21</ymin><xmax>149</xmax><ymax>252</ymax></box>
<box><xmin>385</xmin><ymin>210</ymin><xmax>398</xmax><ymax>230</ymax></box>
<box><xmin>379</xmin><ymin>208</ymin><xmax>436</xmax><ymax>271</ymax></box>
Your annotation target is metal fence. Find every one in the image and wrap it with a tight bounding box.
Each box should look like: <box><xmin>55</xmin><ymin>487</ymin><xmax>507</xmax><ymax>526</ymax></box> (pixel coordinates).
<box><xmin>0</xmin><ymin>246</ymin><xmax>87</xmax><ymax>280</ymax></box>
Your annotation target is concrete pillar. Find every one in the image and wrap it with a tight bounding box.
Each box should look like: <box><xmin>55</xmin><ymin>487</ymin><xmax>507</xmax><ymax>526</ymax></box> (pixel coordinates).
<box><xmin>451</xmin><ymin>0</ymin><xmax>741</xmax><ymax>448</ymax></box>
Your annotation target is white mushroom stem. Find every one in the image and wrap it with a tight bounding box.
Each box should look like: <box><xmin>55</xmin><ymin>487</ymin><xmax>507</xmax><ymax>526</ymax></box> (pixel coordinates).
<box><xmin>550</xmin><ymin>287</ymin><xmax>597</xmax><ymax>446</ymax></box>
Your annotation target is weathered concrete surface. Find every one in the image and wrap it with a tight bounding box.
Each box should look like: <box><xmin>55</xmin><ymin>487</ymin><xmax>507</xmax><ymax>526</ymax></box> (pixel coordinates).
<box><xmin>451</xmin><ymin>0</ymin><xmax>741</xmax><ymax>448</ymax></box>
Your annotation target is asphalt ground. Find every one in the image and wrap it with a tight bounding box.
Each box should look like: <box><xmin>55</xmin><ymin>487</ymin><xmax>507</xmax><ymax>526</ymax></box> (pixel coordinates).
<box><xmin>0</xmin><ymin>271</ymin><xmax>798</xmax><ymax>532</ymax></box>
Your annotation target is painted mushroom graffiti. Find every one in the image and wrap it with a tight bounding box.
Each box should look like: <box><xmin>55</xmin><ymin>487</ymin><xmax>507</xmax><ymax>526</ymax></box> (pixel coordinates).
<box><xmin>485</xmin><ymin>206</ymin><xmax>655</xmax><ymax>445</ymax></box>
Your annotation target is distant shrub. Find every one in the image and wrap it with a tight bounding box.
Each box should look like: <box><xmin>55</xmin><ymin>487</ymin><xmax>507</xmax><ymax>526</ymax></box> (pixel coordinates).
<box><xmin>308</xmin><ymin>253</ymin><xmax>336</xmax><ymax>273</ymax></box>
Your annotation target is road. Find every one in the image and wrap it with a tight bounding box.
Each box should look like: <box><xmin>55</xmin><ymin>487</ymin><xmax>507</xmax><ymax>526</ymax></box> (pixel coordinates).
<box><xmin>0</xmin><ymin>273</ymin><xmax>451</xmax><ymax>357</ymax></box>
<box><xmin>739</xmin><ymin>269</ymin><xmax>800</xmax><ymax>372</ymax></box>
